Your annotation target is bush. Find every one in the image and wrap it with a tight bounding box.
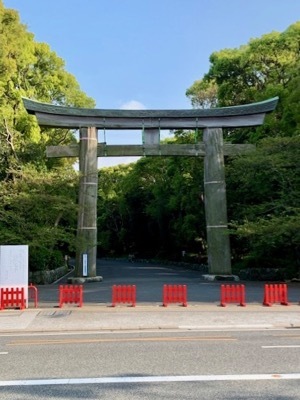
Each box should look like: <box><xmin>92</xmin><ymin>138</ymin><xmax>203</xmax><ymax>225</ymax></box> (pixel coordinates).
<box><xmin>29</xmin><ymin>247</ymin><xmax>64</xmax><ymax>272</ymax></box>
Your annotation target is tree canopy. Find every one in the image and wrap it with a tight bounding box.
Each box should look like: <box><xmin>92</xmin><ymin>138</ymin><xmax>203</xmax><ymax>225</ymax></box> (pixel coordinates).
<box><xmin>0</xmin><ymin>1</ymin><xmax>94</xmax><ymax>271</ymax></box>
<box><xmin>184</xmin><ymin>22</ymin><xmax>300</xmax><ymax>276</ymax></box>
<box><xmin>0</xmin><ymin>1</ymin><xmax>95</xmax><ymax>178</ymax></box>
<box><xmin>186</xmin><ymin>22</ymin><xmax>300</xmax><ymax>142</ymax></box>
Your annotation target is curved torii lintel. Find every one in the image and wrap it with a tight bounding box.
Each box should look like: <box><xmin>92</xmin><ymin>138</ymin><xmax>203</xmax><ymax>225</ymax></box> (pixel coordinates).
<box><xmin>22</xmin><ymin>97</ymin><xmax>278</xmax><ymax>130</ymax></box>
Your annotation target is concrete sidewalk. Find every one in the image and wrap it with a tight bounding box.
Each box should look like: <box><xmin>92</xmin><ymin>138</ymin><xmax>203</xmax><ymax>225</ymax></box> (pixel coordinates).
<box><xmin>1</xmin><ymin>303</ymin><xmax>300</xmax><ymax>333</ymax></box>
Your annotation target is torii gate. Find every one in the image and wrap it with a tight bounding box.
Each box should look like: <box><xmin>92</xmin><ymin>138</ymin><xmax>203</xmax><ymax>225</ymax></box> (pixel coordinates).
<box><xmin>23</xmin><ymin>97</ymin><xmax>278</xmax><ymax>279</ymax></box>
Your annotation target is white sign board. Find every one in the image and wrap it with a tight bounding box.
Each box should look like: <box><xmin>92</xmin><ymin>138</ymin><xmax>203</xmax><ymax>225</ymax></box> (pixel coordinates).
<box><xmin>82</xmin><ymin>254</ymin><xmax>88</xmax><ymax>277</ymax></box>
<box><xmin>0</xmin><ymin>245</ymin><xmax>29</xmax><ymax>307</ymax></box>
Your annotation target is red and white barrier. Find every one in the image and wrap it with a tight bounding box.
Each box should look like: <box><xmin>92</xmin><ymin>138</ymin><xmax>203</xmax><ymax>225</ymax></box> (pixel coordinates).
<box><xmin>28</xmin><ymin>283</ymin><xmax>38</xmax><ymax>308</ymax></box>
<box><xmin>0</xmin><ymin>287</ymin><xmax>25</xmax><ymax>310</ymax></box>
<box><xmin>59</xmin><ymin>285</ymin><xmax>83</xmax><ymax>308</ymax></box>
<box><xmin>112</xmin><ymin>285</ymin><xmax>136</xmax><ymax>307</ymax></box>
<box><xmin>220</xmin><ymin>284</ymin><xmax>246</xmax><ymax>307</ymax></box>
<box><xmin>163</xmin><ymin>284</ymin><xmax>187</xmax><ymax>307</ymax></box>
<box><xmin>263</xmin><ymin>283</ymin><xmax>288</xmax><ymax>306</ymax></box>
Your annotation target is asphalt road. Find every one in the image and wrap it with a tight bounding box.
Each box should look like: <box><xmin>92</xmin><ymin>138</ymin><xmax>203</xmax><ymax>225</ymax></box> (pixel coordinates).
<box><xmin>2</xmin><ymin>259</ymin><xmax>299</xmax><ymax>398</ymax></box>
<box><xmin>36</xmin><ymin>258</ymin><xmax>300</xmax><ymax>306</ymax></box>
<box><xmin>0</xmin><ymin>328</ymin><xmax>300</xmax><ymax>399</ymax></box>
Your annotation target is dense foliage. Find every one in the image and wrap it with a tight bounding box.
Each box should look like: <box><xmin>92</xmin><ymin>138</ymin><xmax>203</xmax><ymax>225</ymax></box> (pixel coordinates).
<box><xmin>227</xmin><ymin>136</ymin><xmax>299</xmax><ymax>276</ymax></box>
<box><xmin>187</xmin><ymin>22</ymin><xmax>300</xmax><ymax>141</ymax></box>
<box><xmin>186</xmin><ymin>22</ymin><xmax>300</xmax><ymax>277</ymax></box>
<box><xmin>97</xmin><ymin>157</ymin><xmax>206</xmax><ymax>261</ymax></box>
<box><xmin>0</xmin><ymin>2</ymin><xmax>94</xmax><ymax>271</ymax></box>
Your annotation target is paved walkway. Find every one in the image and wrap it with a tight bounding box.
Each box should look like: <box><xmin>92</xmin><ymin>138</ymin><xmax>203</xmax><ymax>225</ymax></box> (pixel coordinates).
<box><xmin>1</xmin><ymin>260</ymin><xmax>299</xmax><ymax>333</ymax></box>
<box><xmin>1</xmin><ymin>303</ymin><xmax>300</xmax><ymax>333</ymax></box>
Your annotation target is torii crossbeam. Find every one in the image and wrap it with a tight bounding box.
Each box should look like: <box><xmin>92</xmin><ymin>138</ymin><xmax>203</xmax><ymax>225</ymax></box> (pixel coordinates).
<box><xmin>23</xmin><ymin>97</ymin><xmax>278</xmax><ymax>279</ymax></box>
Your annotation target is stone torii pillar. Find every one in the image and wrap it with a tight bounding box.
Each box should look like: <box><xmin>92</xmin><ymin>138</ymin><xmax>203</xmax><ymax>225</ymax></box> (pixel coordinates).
<box><xmin>203</xmin><ymin>128</ymin><xmax>231</xmax><ymax>274</ymax></box>
<box><xmin>75</xmin><ymin>127</ymin><xmax>98</xmax><ymax>278</ymax></box>
<box><xmin>22</xmin><ymin>97</ymin><xmax>278</xmax><ymax>278</ymax></box>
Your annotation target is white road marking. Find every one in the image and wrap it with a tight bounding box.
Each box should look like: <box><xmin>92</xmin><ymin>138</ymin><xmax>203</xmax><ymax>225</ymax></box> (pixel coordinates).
<box><xmin>0</xmin><ymin>352</ymin><xmax>8</xmax><ymax>354</ymax></box>
<box><xmin>262</xmin><ymin>345</ymin><xmax>300</xmax><ymax>349</ymax></box>
<box><xmin>0</xmin><ymin>374</ymin><xmax>300</xmax><ymax>387</ymax></box>
<box><xmin>179</xmin><ymin>325</ymin><xmax>274</xmax><ymax>330</ymax></box>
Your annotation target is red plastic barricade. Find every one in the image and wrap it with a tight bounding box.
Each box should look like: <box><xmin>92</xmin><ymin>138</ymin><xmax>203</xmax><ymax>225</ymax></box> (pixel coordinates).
<box><xmin>263</xmin><ymin>283</ymin><xmax>289</xmax><ymax>306</ymax></box>
<box><xmin>59</xmin><ymin>285</ymin><xmax>83</xmax><ymax>308</ymax></box>
<box><xmin>0</xmin><ymin>287</ymin><xmax>25</xmax><ymax>310</ymax></box>
<box><xmin>112</xmin><ymin>285</ymin><xmax>136</xmax><ymax>307</ymax></box>
<box><xmin>163</xmin><ymin>284</ymin><xmax>187</xmax><ymax>307</ymax></box>
<box><xmin>29</xmin><ymin>283</ymin><xmax>38</xmax><ymax>308</ymax></box>
<box><xmin>220</xmin><ymin>284</ymin><xmax>246</xmax><ymax>307</ymax></box>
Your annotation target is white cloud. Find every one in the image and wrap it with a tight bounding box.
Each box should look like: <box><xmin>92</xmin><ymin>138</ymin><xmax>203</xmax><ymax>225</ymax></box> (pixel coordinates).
<box><xmin>120</xmin><ymin>100</ymin><xmax>146</xmax><ymax>110</ymax></box>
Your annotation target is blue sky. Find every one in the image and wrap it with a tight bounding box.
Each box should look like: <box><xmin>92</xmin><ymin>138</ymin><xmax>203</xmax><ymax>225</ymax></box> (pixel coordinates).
<box><xmin>3</xmin><ymin>0</ymin><xmax>300</xmax><ymax>167</ymax></box>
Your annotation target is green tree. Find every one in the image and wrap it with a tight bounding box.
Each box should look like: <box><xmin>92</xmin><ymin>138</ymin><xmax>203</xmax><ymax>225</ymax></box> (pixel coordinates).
<box><xmin>186</xmin><ymin>79</ymin><xmax>218</xmax><ymax>109</ymax></box>
<box><xmin>0</xmin><ymin>2</ymin><xmax>95</xmax><ymax>272</ymax></box>
<box><xmin>97</xmin><ymin>164</ymin><xmax>133</xmax><ymax>255</ymax></box>
<box><xmin>187</xmin><ymin>22</ymin><xmax>300</xmax><ymax>142</ymax></box>
<box><xmin>0</xmin><ymin>1</ymin><xmax>95</xmax><ymax>179</ymax></box>
<box><xmin>227</xmin><ymin>136</ymin><xmax>300</xmax><ymax>277</ymax></box>
<box><xmin>97</xmin><ymin>142</ymin><xmax>207</xmax><ymax>262</ymax></box>
<box><xmin>186</xmin><ymin>22</ymin><xmax>300</xmax><ymax>277</ymax></box>
<box><xmin>0</xmin><ymin>166</ymin><xmax>78</xmax><ymax>271</ymax></box>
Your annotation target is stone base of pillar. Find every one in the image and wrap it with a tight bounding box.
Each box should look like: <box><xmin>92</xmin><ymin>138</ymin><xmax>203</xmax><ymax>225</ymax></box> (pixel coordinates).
<box><xmin>68</xmin><ymin>276</ymin><xmax>103</xmax><ymax>284</ymax></box>
<box><xmin>201</xmin><ymin>274</ymin><xmax>240</xmax><ymax>282</ymax></box>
